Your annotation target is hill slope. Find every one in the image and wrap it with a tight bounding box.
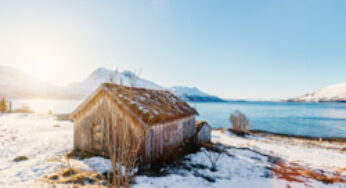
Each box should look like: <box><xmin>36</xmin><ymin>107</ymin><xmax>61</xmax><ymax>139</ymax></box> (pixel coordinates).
<box><xmin>290</xmin><ymin>82</ymin><xmax>346</xmax><ymax>102</ymax></box>
<box><xmin>64</xmin><ymin>68</ymin><xmax>163</xmax><ymax>99</ymax></box>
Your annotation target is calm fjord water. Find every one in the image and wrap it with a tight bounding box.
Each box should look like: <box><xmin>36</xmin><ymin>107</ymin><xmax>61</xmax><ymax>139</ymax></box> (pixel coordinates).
<box><xmin>191</xmin><ymin>102</ymin><xmax>346</xmax><ymax>138</ymax></box>
<box><xmin>15</xmin><ymin>100</ymin><xmax>346</xmax><ymax>138</ymax></box>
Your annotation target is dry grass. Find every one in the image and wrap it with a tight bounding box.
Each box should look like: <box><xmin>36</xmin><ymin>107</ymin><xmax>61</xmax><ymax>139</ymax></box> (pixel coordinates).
<box><xmin>104</xmin><ymin>83</ymin><xmax>197</xmax><ymax>124</ymax></box>
<box><xmin>195</xmin><ymin>120</ymin><xmax>208</xmax><ymax>130</ymax></box>
<box><xmin>272</xmin><ymin>162</ymin><xmax>346</xmax><ymax>184</ymax></box>
<box><xmin>44</xmin><ymin>152</ymin><xmax>108</xmax><ymax>187</ymax></box>
<box><xmin>43</xmin><ymin>168</ymin><xmax>106</xmax><ymax>187</ymax></box>
<box><xmin>66</xmin><ymin>149</ymin><xmax>97</xmax><ymax>160</ymax></box>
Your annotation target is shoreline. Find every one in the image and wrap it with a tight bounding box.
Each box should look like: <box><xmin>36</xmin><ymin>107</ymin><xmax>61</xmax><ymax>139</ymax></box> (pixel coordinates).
<box><xmin>214</xmin><ymin>128</ymin><xmax>346</xmax><ymax>142</ymax></box>
<box><xmin>249</xmin><ymin>129</ymin><xmax>346</xmax><ymax>142</ymax></box>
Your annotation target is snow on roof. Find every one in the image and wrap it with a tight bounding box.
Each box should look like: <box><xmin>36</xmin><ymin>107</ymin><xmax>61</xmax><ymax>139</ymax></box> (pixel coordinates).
<box><xmin>103</xmin><ymin>83</ymin><xmax>197</xmax><ymax>125</ymax></box>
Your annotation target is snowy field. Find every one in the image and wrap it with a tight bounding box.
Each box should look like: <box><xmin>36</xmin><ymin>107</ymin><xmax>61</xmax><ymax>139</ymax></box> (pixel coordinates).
<box><xmin>212</xmin><ymin>131</ymin><xmax>346</xmax><ymax>172</ymax></box>
<box><xmin>0</xmin><ymin>113</ymin><xmax>345</xmax><ymax>188</ymax></box>
<box><xmin>0</xmin><ymin>113</ymin><xmax>73</xmax><ymax>187</ymax></box>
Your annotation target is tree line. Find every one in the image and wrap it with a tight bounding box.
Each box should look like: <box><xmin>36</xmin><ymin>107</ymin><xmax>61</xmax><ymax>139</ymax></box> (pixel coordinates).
<box><xmin>0</xmin><ymin>97</ymin><xmax>12</xmax><ymax>113</ymax></box>
<box><xmin>0</xmin><ymin>97</ymin><xmax>34</xmax><ymax>113</ymax></box>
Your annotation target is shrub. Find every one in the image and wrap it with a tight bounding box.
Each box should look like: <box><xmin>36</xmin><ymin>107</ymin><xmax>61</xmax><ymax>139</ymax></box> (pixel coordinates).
<box><xmin>106</xmin><ymin>118</ymin><xmax>141</xmax><ymax>188</ymax></box>
<box><xmin>202</xmin><ymin>147</ymin><xmax>224</xmax><ymax>172</ymax></box>
<box><xmin>14</xmin><ymin>104</ymin><xmax>34</xmax><ymax>113</ymax></box>
<box><xmin>230</xmin><ymin>110</ymin><xmax>250</xmax><ymax>132</ymax></box>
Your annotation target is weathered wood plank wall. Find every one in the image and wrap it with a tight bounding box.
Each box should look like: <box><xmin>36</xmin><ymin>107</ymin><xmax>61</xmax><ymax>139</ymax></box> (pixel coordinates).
<box><xmin>74</xmin><ymin>92</ymin><xmax>145</xmax><ymax>157</ymax></box>
<box><xmin>196</xmin><ymin>125</ymin><xmax>211</xmax><ymax>144</ymax></box>
<box><xmin>145</xmin><ymin>116</ymin><xmax>195</xmax><ymax>163</ymax></box>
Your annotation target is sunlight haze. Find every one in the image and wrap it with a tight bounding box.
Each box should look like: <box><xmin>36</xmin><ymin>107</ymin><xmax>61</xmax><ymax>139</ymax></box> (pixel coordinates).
<box><xmin>1</xmin><ymin>1</ymin><xmax>346</xmax><ymax>188</ymax></box>
<box><xmin>1</xmin><ymin>0</ymin><xmax>346</xmax><ymax>99</ymax></box>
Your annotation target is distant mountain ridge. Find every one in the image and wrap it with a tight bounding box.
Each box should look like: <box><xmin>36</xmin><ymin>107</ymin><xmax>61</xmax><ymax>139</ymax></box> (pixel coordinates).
<box><xmin>0</xmin><ymin>66</ymin><xmax>224</xmax><ymax>102</ymax></box>
<box><xmin>0</xmin><ymin>66</ymin><xmax>65</xmax><ymax>99</ymax></box>
<box><xmin>169</xmin><ymin>86</ymin><xmax>225</xmax><ymax>102</ymax></box>
<box><xmin>289</xmin><ymin>82</ymin><xmax>346</xmax><ymax>102</ymax></box>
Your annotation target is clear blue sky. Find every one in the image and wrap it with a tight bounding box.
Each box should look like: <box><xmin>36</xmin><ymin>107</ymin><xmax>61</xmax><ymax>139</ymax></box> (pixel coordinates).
<box><xmin>0</xmin><ymin>0</ymin><xmax>346</xmax><ymax>99</ymax></box>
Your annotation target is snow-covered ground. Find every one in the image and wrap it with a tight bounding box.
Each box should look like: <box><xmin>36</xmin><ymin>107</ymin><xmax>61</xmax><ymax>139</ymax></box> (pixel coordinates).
<box><xmin>212</xmin><ymin>131</ymin><xmax>346</xmax><ymax>173</ymax></box>
<box><xmin>134</xmin><ymin>132</ymin><xmax>345</xmax><ymax>188</ymax></box>
<box><xmin>0</xmin><ymin>113</ymin><xmax>73</xmax><ymax>187</ymax></box>
<box><xmin>134</xmin><ymin>147</ymin><xmax>272</xmax><ymax>188</ymax></box>
<box><xmin>0</xmin><ymin>113</ymin><xmax>344</xmax><ymax>187</ymax></box>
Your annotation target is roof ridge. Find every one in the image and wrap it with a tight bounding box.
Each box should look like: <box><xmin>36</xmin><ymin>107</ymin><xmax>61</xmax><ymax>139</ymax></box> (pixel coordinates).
<box><xmin>102</xmin><ymin>82</ymin><xmax>171</xmax><ymax>93</ymax></box>
<box><xmin>72</xmin><ymin>83</ymin><xmax>198</xmax><ymax>125</ymax></box>
<box><xmin>102</xmin><ymin>84</ymin><xmax>149</xmax><ymax>129</ymax></box>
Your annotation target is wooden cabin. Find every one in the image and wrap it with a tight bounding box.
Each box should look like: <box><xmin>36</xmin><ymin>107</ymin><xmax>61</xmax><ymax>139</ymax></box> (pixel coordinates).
<box><xmin>71</xmin><ymin>83</ymin><xmax>198</xmax><ymax>164</ymax></box>
<box><xmin>195</xmin><ymin>121</ymin><xmax>212</xmax><ymax>144</ymax></box>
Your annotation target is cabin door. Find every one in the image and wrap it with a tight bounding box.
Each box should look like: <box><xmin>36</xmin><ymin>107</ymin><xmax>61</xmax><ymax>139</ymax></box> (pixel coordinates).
<box><xmin>92</xmin><ymin>124</ymin><xmax>102</xmax><ymax>153</ymax></box>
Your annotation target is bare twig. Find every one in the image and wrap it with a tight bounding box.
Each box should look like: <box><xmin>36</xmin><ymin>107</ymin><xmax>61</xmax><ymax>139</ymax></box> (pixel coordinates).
<box><xmin>129</xmin><ymin>69</ymin><xmax>142</xmax><ymax>87</ymax></box>
<box><xmin>202</xmin><ymin>148</ymin><xmax>224</xmax><ymax>172</ymax></box>
<box><xmin>109</xmin><ymin>67</ymin><xmax>119</xmax><ymax>84</ymax></box>
<box><xmin>106</xmin><ymin>108</ymin><xmax>141</xmax><ymax>188</ymax></box>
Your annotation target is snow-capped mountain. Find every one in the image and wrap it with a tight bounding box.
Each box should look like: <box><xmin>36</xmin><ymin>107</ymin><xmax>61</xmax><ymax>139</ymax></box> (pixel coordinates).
<box><xmin>0</xmin><ymin>66</ymin><xmax>64</xmax><ymax>99</ymax></box>
<box><xmin>169</xmin><ymin>86</ymin><xmax>225</xmax><ymax>102</ymax></box>
<box><xmin>64</xmin><ymin>68</ymin><xmax>223</xmax><ymax>102</ymax></box>
<box><xmin>0</xmin><ymin>66</ymin><xmax>224</xmax><ymax>102</ymax></box>
<box><xmin>64</xmin><ymin>68</ymin><xmax>163</xmax><ymax>99</ymax></box>
<box><xmin>64</xmin><ymin>68</ymin><xmax>224</xmax><ymax>101</ymax></box>
<box><xmin>289</xmin><ymin>82</ymin><xmax>346</xmax><ymax>102</ymax></box>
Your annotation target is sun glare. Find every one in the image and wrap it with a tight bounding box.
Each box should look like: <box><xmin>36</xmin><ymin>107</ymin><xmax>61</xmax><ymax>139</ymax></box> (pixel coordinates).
<box><xmin>24</xmin><ymin>62</ymin><xmax>50</xmax><ymax>80</ymax></box>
